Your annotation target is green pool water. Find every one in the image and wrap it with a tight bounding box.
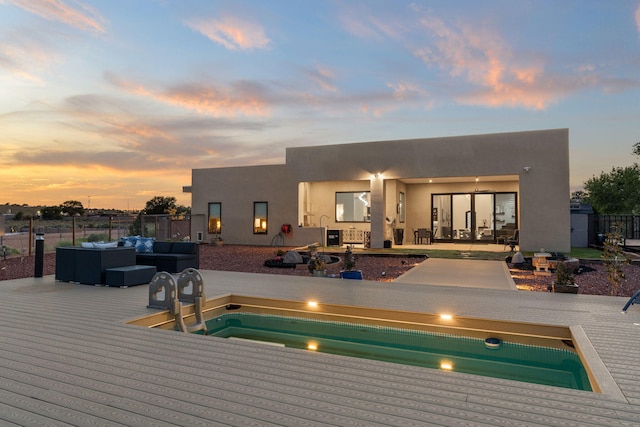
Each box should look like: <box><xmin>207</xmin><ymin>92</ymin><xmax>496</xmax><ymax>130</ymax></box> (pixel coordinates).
<box><xmin>204</xmin><ymin>313</ymin><xmax>591</xmax><ymax>391</ymax></box>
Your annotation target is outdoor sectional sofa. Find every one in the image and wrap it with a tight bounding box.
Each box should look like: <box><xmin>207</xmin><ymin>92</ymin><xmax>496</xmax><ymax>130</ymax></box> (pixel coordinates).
<box><xmin>55</xmin><ymin>246</ymin><xmax>137</xmax><ymax>285</ymax></box>
<box><xmin>132</xmin><ymin>241</ymin><xmax>199</xmax><ymax>273</ymax></box>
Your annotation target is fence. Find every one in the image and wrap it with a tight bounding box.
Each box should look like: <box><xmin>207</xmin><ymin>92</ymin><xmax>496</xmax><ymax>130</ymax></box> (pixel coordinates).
<box><xmin>1</xmin><ymin>215</ymin><xmax>191</xmax><ymax>256</ymax></box>
<box><xmin>590</xmin><ymin>214</ymin><xmax>640</xmax><ymax>245</ymax></box>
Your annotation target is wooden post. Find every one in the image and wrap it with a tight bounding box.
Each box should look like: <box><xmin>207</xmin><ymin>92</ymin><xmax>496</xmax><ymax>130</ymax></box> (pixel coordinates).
<box><xmin>72</xmin><ymin>216</ymin><xmax>76</xmax><ymax>246</ymax></box>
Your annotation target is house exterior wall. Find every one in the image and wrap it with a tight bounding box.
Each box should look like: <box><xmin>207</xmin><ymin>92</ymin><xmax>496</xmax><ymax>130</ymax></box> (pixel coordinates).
<box><xmin>189</xmin><ymin>129</ymin><xmax>570</xmax><ymax>252</ymax></box>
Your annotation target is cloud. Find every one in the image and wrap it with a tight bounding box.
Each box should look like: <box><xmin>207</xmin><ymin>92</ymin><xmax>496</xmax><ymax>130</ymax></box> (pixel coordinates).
<box><xmin>0</xmin><ymin>28</ymin><xmax>57</xmax><ymax>82</ymax></box>
<box><xmin>186</xmin><ymin>15</ymin><xmax>271</xmax><ymax>50</ymax></box>
<box><xmin>411</xmin><ymin>15</ymin><xmax>562</xmax><ymax>110</ymax></box>
<box><xmin>337</xmin><ymin>2</ymin><xmax>405</xmax><ymax>41</ymax></box>
<box><xmin>337</xmin><ymin>3</ymin><xmax>613</xmax><ymax>110</ymax></box>
<box><xmin>636</xmin><ymin>5</ymin><xmax>640</xmax><ymax>37</ymax></box>
<box><xmin>303</xmin><ymin>64</ymin><xmax>338</xmax><ymax>92</ymax></box>
<box><xmin>3</xmin><ymin>0</ymin><xmax>106</xmax><ymax>33</ymax></box>
<box><xmin>104</xmin><ymin>72</ymin><xmax>271</xmax><ymax>117</ymax></box>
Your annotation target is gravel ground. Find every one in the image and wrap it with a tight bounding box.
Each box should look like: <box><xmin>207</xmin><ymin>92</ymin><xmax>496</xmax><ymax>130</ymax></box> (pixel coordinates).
<box><xmin>1</xmin><ymin>244</ymin><xmax>639</xmax><ymax>297</ymax></box>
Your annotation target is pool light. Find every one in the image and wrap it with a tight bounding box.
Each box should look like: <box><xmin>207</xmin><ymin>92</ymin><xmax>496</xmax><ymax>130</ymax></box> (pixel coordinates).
<box><xmin>307</xmin><ymin>342</ymin><xmax>318</xmax><ymax>351</ymax></box>
<box><xmin>440</xmin><ymin>360</ymin><xmax>453</xmax><ymax>370</ymax></box>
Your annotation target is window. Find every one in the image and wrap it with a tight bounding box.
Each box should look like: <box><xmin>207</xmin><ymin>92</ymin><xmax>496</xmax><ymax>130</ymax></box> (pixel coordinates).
<box><xmin>208</xmin><ymin>202</ymin><xmax>221</xmax><ymax>234</ymax></box>
<box><xmin>398</xmin><ymin>192</ymin><xmax>405</xmax><ymax>223</ymax></box>
<box><xmin>336</xmin><ymin>191</ymin><xmax>370</xmax><ymax>222</ymax></box>
<box><xmin>253</xmin><ymin>202</ymin><xmax>268</xmax><ymax>234</ymax></box>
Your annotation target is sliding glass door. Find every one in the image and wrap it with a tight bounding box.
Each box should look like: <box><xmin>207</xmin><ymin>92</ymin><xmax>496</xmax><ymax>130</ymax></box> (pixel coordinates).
<box><xmin>431</xmin><ymin>192</ymin><xmax>516</xmax><ymax>243</ymax></box>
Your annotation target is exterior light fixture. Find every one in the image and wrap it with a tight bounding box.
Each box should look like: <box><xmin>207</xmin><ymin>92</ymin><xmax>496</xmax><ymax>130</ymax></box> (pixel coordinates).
<box><xmin>307</xmin><ymin>342</ymin><xmax>318</xmax><ymax>351</ymax></box>
<box><xmin>523</xmin><ymin>166</ymin><xmax>531</xmax><ymax>173</ymax></box>
<box><xmin>440</xmin><ymin>314</ymin><xmax>453</xmax><ymax>321</ymax></box>
<box><xmin>307</xmin><ymin>301</ymin><xmax>318</xmax><ymax>308</ymax></box>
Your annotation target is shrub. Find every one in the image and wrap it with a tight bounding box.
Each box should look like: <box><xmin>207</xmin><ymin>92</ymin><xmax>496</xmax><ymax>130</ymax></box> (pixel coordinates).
<box><xmin>86</xmin><ymin>233</ymin><xmax>108</xmax><ymax>242</ymax></box>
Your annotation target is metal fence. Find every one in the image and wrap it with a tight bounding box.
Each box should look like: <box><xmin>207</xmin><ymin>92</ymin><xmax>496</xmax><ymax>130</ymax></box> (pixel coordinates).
<box><xmin>590</xmin><ymin>214</ymin><xmax>640</xmax><ymax>245</ymax></box>
<box><xmin>1</xmin><ymin>215</ymin><xmax>191</xmax><ymax>255</ymax></box>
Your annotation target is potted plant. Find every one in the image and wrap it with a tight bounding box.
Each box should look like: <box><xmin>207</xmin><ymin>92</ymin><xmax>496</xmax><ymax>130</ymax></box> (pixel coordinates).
<box><xmin>310</xmin><ymin>256</ymin><xmax>327</xmax><ymax>276</ymax></box>
<box><xmin>307</xmin><ymin>244</ymin><xmax>327</xmax><ymax>276</ymax></box>
<box><xmin>340</xmin><ymin>245</ymin><xmax>363</xmax><ymax>280</ymax></box>
<box><xmin>548</xmin><ymin>261</ymin><xmax>579</xmax><ymax>293</ymax></box>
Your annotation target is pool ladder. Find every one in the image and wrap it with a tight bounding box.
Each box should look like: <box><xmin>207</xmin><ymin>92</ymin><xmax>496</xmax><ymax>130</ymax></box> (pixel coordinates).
<box><xmin>148</xmin><ymin>268</ymin><xmax>207</xmax><ymax>333</ymax></box>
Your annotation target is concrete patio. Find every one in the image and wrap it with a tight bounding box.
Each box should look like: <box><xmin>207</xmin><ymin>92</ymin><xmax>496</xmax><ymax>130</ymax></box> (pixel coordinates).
<box><xmin>2</xmin><ymin>264</ymin><xmax>640</xmax><ymax>426</ymax></box>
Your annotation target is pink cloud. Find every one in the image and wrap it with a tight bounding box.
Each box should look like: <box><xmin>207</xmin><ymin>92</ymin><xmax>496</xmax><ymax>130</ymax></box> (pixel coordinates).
<box><xmin>104</xmin><ymin>72</ymin><xmax>270</xmax><ymax>117</ymax></box>
<box><xmin>186</xmin><ymin>16</ymin><xmax>270</xmax><ymax>50</ymax></box>
<box><xmin>413</xmin><ymin>15</ymin><xmax>559</xmax><ymax>110</ymax></box>
<box><xmin>4</xmin><ymin>0</ymin><xmax>106</xmax><ymax>33</ymax></box>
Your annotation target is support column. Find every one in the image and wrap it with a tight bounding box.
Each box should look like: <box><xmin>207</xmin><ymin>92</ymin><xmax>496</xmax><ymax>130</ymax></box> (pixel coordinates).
<box><xmin>370</xmin><ymin>174</ymin><xmax>386</xmax><ymax>248</ymax></box>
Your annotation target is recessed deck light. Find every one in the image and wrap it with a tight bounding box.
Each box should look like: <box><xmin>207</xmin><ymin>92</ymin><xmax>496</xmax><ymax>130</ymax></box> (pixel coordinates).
<box><xmin>440</xmin><ymin>314</ymin><xmax>453</xmax><ymax>321</ymax></box>
<box><xmin>307</xmin><ymin>301</ymin><xmax>319</xmax><ymax>308</ymax></box>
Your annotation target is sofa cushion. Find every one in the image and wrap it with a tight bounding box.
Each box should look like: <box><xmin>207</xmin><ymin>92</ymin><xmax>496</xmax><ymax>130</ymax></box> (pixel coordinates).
<box><xmin>170</xmin><ymin>242</ymin><xmax>197</xmax><ymax>254</ymax></box>
<box><xmin>93</xmin><ymin>241</ymin><xmax>118</xmax><ymax>249</ymax></box>
<box><xmin>153</xmin><ymin>241</ymin><xmax>173</xmax><ymax>254</ymax></box>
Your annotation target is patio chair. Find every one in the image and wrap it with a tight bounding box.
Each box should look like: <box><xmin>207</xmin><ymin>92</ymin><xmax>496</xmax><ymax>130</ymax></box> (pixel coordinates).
<box><xmin>504</xmin><ymin>229</ymin><xmax>519</xmax><ymax>251</ymax></box>
<box><xmin>416</xmin><ymin>228</ymin><xmax>431</xmax><ymax>245</ymax></box>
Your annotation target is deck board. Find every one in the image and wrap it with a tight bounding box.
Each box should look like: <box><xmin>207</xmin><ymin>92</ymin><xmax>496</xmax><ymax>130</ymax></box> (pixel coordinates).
<box><xmin>2</xmin><ymin>271</ymin><xmax>640</xmax><ymax>426</ymax></box>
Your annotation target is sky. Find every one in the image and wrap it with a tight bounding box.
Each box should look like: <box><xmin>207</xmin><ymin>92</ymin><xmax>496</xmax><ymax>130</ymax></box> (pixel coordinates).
<box><xmin>1</xmin><ymin>0</ymin><xmax>639</xmax><ymax>211</ymax></box>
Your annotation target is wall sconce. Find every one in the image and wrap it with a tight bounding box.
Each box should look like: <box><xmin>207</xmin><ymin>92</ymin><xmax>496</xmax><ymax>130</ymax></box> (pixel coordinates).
<box><xmin>523</xmin><ymin>166</ymin><xmax>531</xmax><ymax>173</ymax></box>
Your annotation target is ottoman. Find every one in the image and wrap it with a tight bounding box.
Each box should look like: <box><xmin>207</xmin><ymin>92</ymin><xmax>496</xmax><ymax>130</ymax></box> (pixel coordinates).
<box><xmin>105</xmin><ymin>265</ymin><xmax>157</xmax><ymax>287</ymax></box>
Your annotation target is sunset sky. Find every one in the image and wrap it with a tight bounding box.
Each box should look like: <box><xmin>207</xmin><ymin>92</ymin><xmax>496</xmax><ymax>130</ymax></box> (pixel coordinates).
<box><xmin>1</xmin><ymin>0</ymin><xmax>639</xmax><ymax>210</ymax></box>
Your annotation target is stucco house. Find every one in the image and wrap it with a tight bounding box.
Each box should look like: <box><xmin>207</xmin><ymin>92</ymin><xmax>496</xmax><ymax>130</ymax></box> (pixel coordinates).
<box><xmin>187</xmin><ymin>128</ymin><xmax>570</xmax><ymax>252</ymax></box>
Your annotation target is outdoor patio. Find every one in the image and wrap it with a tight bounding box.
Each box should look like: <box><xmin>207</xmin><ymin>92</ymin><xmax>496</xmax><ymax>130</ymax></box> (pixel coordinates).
<box><xmin>2</xmin><ymin>268</ymin><xmax>640</xmax><ymax>426</ymax></box>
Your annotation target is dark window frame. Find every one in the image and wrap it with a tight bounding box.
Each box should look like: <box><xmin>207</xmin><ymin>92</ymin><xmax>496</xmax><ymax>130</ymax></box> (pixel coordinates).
<box><xmin>208</xmin><ymin>202</ymin><xmax>221</xmax><ymax>234</ymax></box>
<box><xmin>253</xmin><ymin>201</ymin><xmax>268</xmax><ymax>234</ymax></box>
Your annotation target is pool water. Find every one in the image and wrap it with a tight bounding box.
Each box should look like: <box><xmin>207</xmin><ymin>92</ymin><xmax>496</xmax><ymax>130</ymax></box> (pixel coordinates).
<box><xmin>204</xmin><ymin>312</ymin><xmax>591</xmax><ymax>391</ymax></box>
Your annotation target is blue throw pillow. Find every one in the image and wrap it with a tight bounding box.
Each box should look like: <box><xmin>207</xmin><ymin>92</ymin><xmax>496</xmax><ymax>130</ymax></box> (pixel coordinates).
<box><xmin>121</xmin><ymin>236</ymin><xmax>139</xmax><ymax>248</ymax></box>
<box><xmin>135</xmin><ymin>237</ymin><xmax>154</xmax><ymax>253</ymax></box>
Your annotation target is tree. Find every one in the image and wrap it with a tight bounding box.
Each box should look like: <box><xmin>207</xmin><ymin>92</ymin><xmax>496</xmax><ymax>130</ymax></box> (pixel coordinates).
<box><xmin>40</xmin><ymin>205</ymin><xmax>63</xmax><ymax>220</ymax></box>
<box><xmin>583</xmin><ymin>164</ymin><xmax>640</xmax><ymax>214</ymax></box>
<box><xmin>633</xmin><ymin>141</ymin><xmax>640</xmax><ymax>157</ymax></box>
<box><xmin>61</xmin><ymin>200</ymin><xmax>85</xmax><ymax>216</ymax></box>
<box><xmin>143</xmin><ymin>196</ymin><xmax>177</xmax><ymax>215</ymax></box>
<box><xmin>570</xmin><ymin>190</ymin><xmax>586</xmax><ymax>202</ymax></box>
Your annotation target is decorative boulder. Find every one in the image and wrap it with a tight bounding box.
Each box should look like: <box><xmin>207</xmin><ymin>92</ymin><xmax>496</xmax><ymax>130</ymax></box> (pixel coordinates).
<box><xmin>511</xmin><ymin>251</ymin><xmax>525</xmax><ymax>264</ymax></box>
<box><xmin>283</xmin><ymin>250</ymin><xmax>303</xmax><ymax>264</ymax></box>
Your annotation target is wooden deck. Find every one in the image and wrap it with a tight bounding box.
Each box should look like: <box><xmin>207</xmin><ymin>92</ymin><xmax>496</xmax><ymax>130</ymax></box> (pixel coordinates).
<box><xmin>2</xmin><ymin>269</ymin><xmax>640</xmax><ymax>426</ymax></box>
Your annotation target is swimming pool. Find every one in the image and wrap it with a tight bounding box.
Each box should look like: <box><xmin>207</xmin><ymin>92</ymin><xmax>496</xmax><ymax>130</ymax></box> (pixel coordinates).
<box><xmin>206</xmin><ymin>312</ymin><xmax>591</xmax><ymax>390</ymax></box>
<box><xmin>129</xmin><ymin>295</ymin><xmax>604</xmax><ymax>392</ymax></box>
